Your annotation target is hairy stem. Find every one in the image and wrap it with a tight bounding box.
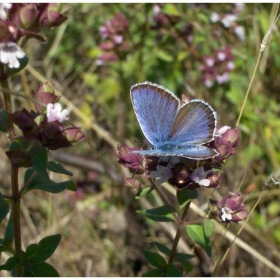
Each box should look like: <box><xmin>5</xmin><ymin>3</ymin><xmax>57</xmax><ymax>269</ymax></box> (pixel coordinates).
<box><xmin>168</xmin><ymin>201</ymin><xmax>191</xmax><ymax>264</ymax></box>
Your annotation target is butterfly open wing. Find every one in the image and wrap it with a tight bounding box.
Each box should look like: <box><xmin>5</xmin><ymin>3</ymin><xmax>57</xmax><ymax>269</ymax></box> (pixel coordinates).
<box><xmin>131</xmin><ymin>82</ymin><xmax>179</xmax><ymax>145</ymax></box>
<box><xmin>169</xmin><ymin>100</ymin><xmax>217</xmax><ymax>145</ymax></box>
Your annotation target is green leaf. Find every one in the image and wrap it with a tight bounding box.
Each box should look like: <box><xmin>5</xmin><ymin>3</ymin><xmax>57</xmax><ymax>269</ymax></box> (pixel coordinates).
<box><xmin>23</xmin><ymin>168</ymin><xmax>76</xmax><ymax>194</ymax></box>
<box><xmin>186</xmin><ymin>224</ymin><xmax>212</xmax><ymax>257</ymax></box>
<box><xmin>203</xmin><ymin>219</ymin><xmax>215</xmax><ymax>238</ymax></box>
<box><xmin>21</xmin><ymin>261</ymin><xmax>59</xmax><ymax>277</ymax></box>
<box><xmin>0</xmin><ymin>110</ymin><xmax>8</xmax><ymax>133</ymax></box>
<box><xmin>143</xmin><ymin>251</ymin><xmax>166</xmax><ymax>269</ymax></box>
<box><xmin>135</xmin><ymin>186</ymin><xmax>153</xmax><ymax>199</ymax></box>
<box><xmin>177</xmin><ymin>188</ymin><xmax>197</xmax><ymax>208</ymax></box>
<box><xmin>0</xmin><ymin>192</ymin><xmax>9</xmax><ymax>223</ymax></box>
<box><xmin>136</xmin><ymin>205</ymin><xmax>176</xmax><ymax>222</ymax></box>
<box><xmin>154</xmin><ymin>242</ymin><xmax>171</xmax><ymax>256</ymax></box>
<box><xmin>162</xmin><ymin>3</ymin><xmax>180</xmax><ymax>16</ymax></box>
<box><xmin>0</xmin><ymin>257</ymin><xmax>22</xmax><ymax>271</ymax></box>
<box><xmin>142</xmin><ymin>268</ymin><xmax>163</xmax><ymax>277</ymax></box>
<box><xmin>181</xmin><ymin>261</ymin><xmax>193</xmax><ymax>274</ymax></box>
<box><xmin>27</xmin><ymin>234</ymin><xmax>61</xmax><ymax>262</ymax></box>
<box><xmin>163</xmin><ymin>263</ymin><xmax>181</xmax><ymax>277</ymax></box>
<box><xmin>47</xmin><ymin>161</ymin><xmax>73</xmax><ymax>176</ymax></box>
<box><xmin>29</xmin><ymin>141</ymin><xmax>49</xmax><ymax>182</ymax></box>
<box><xmin>6</xmin><ymin>56</ymin><xmax>29</xmax><ymax>77</ymax></box>
<box><xmin>156</xmin><ymin>50</ymin><xmax>173</xmax><ymax>62</ymax></box>
<box><xmin>174</xmin><ymin>253</ymin><xmax>195</xmax><ymax>262</ymax></box>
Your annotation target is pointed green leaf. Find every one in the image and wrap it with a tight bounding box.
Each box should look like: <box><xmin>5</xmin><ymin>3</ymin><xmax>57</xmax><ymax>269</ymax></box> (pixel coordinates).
<box><xmin>181</xmin><ymin>261</ymin><xmax>193</xmax><ymax>274</ymax></box>
<box><xmin>154</xmin><ymin>242</ymin><xmax>171</xmax><ymax>256</ymax></box>
<box><xmin>22</xmin><ymin>261</ymin><xmax>59</xmax><ymax>277</ymax></box>
<box><xmin>135</xmin><ymin>186</ymin><xmax>153</xmax><ymax>199</ymax></box>
<box><xmin>0</xmin><ymin>110</ymin><xmax>8</xmax><ymax>133</ymax></box>
<box><xmin>174</xmin><ymin>253</ymin><xmax>195</xmax><ymax>262</ymax></box>
<box><xmin>203</xmin><ymin>219</ymin><xmax>215</xmax><ymax>238</ymax></box>
<box><xmin>23</xmin><ymin>168</ymin><xmax>76</xmax><ymax>194</ymax></box>
<box><xmin>27</xmin><ymin>234</ymin><xmax>61</xmax><ymax>262</ymax></box>
<box><xmin>162</xmin><ymin>3</ymin><xmax>180</xmax><ymax>16</ymax></box>
<box><xmin>29</xmin><ymin>141</ymin><xmax>49</xmax><ymax>181</ymax></box>
<box><xmin>143</xmin><ymin>251</ymin><xmax>166</xmax><ymax>269</ymax></box>
<box><xmin>163</xmin><ymin>263</ymin><xmax>181</xmax><ymax>277</ymax></box>
<box><xmin>186</xmin><ymin>224</ymin><xmax>212</xmax><ymax>257</ymax></box>
<box><xmin>177</xmin><ymin>188</ymin><xmax>197</xmax><ymax>208</ymax></box>
<box><xmin>0</xmin><ymin>257</ymin><xmax>22</xmax><ymax>271</ymax></box>
<box><xmin>47</xmin><ymin>161</ymin><xmax>73</xmax><ymax>176</ymax></box>
<box><xmin>137</xmin><ymin>205</ymin><xmax>176</xmax><ymax>222</ymax></box>
<box><xmin>0</xmin><ymin>192</ymin><xmax>9</xmax><ymax>223</ymax></box>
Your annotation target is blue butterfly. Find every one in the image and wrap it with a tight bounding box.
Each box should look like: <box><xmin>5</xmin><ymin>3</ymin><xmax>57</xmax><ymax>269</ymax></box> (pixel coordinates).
<box><xmin>130</xmin><ymin>82</ymin><xmax>218</xmax><ymax>159</ymax></box>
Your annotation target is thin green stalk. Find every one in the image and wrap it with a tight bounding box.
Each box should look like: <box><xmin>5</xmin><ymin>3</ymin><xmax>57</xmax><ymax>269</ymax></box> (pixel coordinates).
<box><xmin>168</xmin><ymin>201</ymin><xmax>191</xmax><ymax>264</ymax></box>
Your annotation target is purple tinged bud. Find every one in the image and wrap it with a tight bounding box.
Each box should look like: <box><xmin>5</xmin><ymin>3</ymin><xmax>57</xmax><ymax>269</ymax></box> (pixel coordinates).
<box><xmin>116</xmin><ymin>145</ymin><xmax>144</xmax><ymax>174</ymax></box>
<box><xmin>6</xmin><ymin>148</ymin><xmax>32</xmax><ymax>168</ymax></box>
<box><xmin>19</xmin><ymin>4</ymin><xmax>39</xmax><ymax>28</ymax></box>
<box><xmin>168</xmin><ymin>163</ymin><xmax>191</xmax><ymax>189</ymax></box>
<box><xmin>64</xmin><ymin>127</ymin><xmax>85</xmax><ymax>144</ymax></box>
<box><xmin>32</xmin><ymin>82</ymin><xmax>60</xmax><ymax>113</ymax></box>
<box><xmin>124</xmin><ymin>177</ymin><xmax>141</xmax><ymax>191</ymax></box>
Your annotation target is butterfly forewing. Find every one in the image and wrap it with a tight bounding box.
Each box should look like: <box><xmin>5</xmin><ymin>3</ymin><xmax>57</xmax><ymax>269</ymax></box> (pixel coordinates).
<box><xmin>169</xmin><ymin>100</ymin><xmax>216</xmax><ymax>145</ymax></box>
<box><xmin>131</xmin><ymin>82</ymin><xmax>179</xmax><ymax>145</ymax></box>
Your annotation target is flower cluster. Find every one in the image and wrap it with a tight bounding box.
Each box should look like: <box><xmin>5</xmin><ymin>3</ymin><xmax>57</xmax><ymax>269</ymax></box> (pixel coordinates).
<box><xmin>0</xmin><ymin>3</ymin><xmax>70</xmax><ymax>69</ymax></box>
<box><xmin>10</xmin><ymin>82</ymin><xmax>85</xmax><ymax>151</ymax></box>
<box><xmin>200</xmin><ymin>46</ymin><xmax>235</xmax><ymax>88</ymax></box>
<box><xmin>97</xmin><ymin>12</ymin><xmax>130</xmax><ymax>65</ymax></box>
<box><xmin>210</xmin><ymin>3</ymin><xmax>245</xmax><ymax>41</ymax></box>
<box><xmin>117</xmin><ymin>124</ymin><xmax>239</xmax><ymax>191</ymax></box>
<box><xmin>209</xmin><ymin>192</ymin><xmax>249</xmax><ymax>223</ymax></box>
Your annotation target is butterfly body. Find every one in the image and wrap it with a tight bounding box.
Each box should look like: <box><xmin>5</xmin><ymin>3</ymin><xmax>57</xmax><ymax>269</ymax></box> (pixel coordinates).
<box><xmin>130</xmin><ymin>82</ymin><xmax>218</xmax><ymax>160</ymax></box>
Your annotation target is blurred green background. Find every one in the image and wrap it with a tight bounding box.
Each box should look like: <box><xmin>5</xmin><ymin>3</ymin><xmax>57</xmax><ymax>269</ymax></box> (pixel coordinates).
<box><xmin>0</xmin><ymin>3</ymin><xmax>280</xmax><ymax>276</ymax></box>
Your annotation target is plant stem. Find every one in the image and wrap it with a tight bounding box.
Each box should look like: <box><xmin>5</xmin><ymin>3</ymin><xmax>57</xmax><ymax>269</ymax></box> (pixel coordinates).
<box><xmin>149</xmin><ymin>178</ymin><xmax>180</xmax><ymax>223</ymax></box>
<box><xmin>0</xmin><ymin>66</ymin><xmax>22</xmax><ymax>276</ymax></box>
<box><xmin>168</xmin><ymin>201</ymin><xmax>191</xmax><ymax>264</ymax></box>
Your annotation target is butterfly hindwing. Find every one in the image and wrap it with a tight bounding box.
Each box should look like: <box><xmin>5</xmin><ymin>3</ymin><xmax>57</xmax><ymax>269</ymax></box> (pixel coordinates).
<box><xmin>169</xmin><ymin>100</ymin><xmax>217</xmax><ymax>145</ymax></box>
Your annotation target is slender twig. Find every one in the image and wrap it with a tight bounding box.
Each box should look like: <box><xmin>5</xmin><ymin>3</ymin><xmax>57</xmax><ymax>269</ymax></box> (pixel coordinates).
<box><xmin>168</xmin><ymin>201</ymin><xmax>191</xmax><ymax>264</ymax></box>
<box><xmin>236</xmin><ymin>6</ymin><xmax>280</xmax><ymax>127</ymax></box>
<box><xmin>149</xmin><ymin>178</ymin><xmax>180</xmax><ymax>223</ymax></box>
<box><xmin>19</xmin><ymin>170</ymin><xmax>38</xmax><ymax>197</ymax></box>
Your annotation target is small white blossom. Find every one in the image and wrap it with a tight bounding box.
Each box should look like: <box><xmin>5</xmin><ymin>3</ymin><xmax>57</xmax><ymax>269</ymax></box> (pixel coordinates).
<box><xmin>221</xmin><ymin>207</ymin><xmax>234</xmax><ymax>221</ymax></box>
<box><xmin>234</xmin><ymin>25</ymin><xmax>245</xmax><ymax>41</ymax></box>
<box><xmin>47</xmin><ymin>103</ymin><xmax>69</xmax><ymax>123</ymax></box>
<box><xmin>210</xmin><ymin>12</ymin><xmax>220</xmax><ymax>23</ymax></box>
<box><xmin>204</xmin><ymin>57</ymin><xmax>215</xmax><ymax>67</ymax></box>
<box><xmin>221</xmin><ymin>14</ymin><xmax>237</xmax><ymax>28</ymax></box>
<box><xmin>215</xmin><ymin>125</ymin><xmax>231</xmax><ymax>138</ymax></box>
<box><xmin>0</xmin><ymin>42</ymin><xmax>25</xmax><ymax>69</ymax></box>
<box><xmin>216</xmin><ymin>73</ymin><xmax>229</xmax><ymax>84</ymax></box>
<box><xmin>150</xmin><ymin>165</ymin><xmax>173</xmax><ymax>185</ymax></box>
<box><xmin>204</xmin><ymin>78</ymin><xmax>214</xmax><ymax>88</ymax></box>
<box><xmin>235</xmin><ymin>3</ymin><xmax>244</xmax><ymax>12</ymax></box>
<box><xmin>0</xmin><ymin>3</ymin><xmax>12</xmax><ymax>20</ymax></box>
<box><xmin>216</xmin><ymin>51</ymin><xmax>226</xmax><ymax>61</ymax></box>
<box><xmin>158</xmin><ymin>156</ymin><xmax>180</xmax><ymax>169</ymax></box>
<box><xmin>190</xmin><ymin>166</ymin><xmax>211</xmax><ymax>187</ymax></box>
<box><xmin>226</xmin><ymin>61</ymin><xmax>235</xmax><ymax>70</ymax></box>
<box><xmin>114</xmin><ymin>35</ymin><xmax>123</xmax><ymax>44</ymax></box>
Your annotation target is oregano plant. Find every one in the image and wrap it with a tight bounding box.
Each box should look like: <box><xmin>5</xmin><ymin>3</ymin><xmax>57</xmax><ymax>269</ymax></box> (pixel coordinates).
<box><xmin>0</xmin><ymin>3</ymin><xmax>84</xmax><ymax>277</ymax></box>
